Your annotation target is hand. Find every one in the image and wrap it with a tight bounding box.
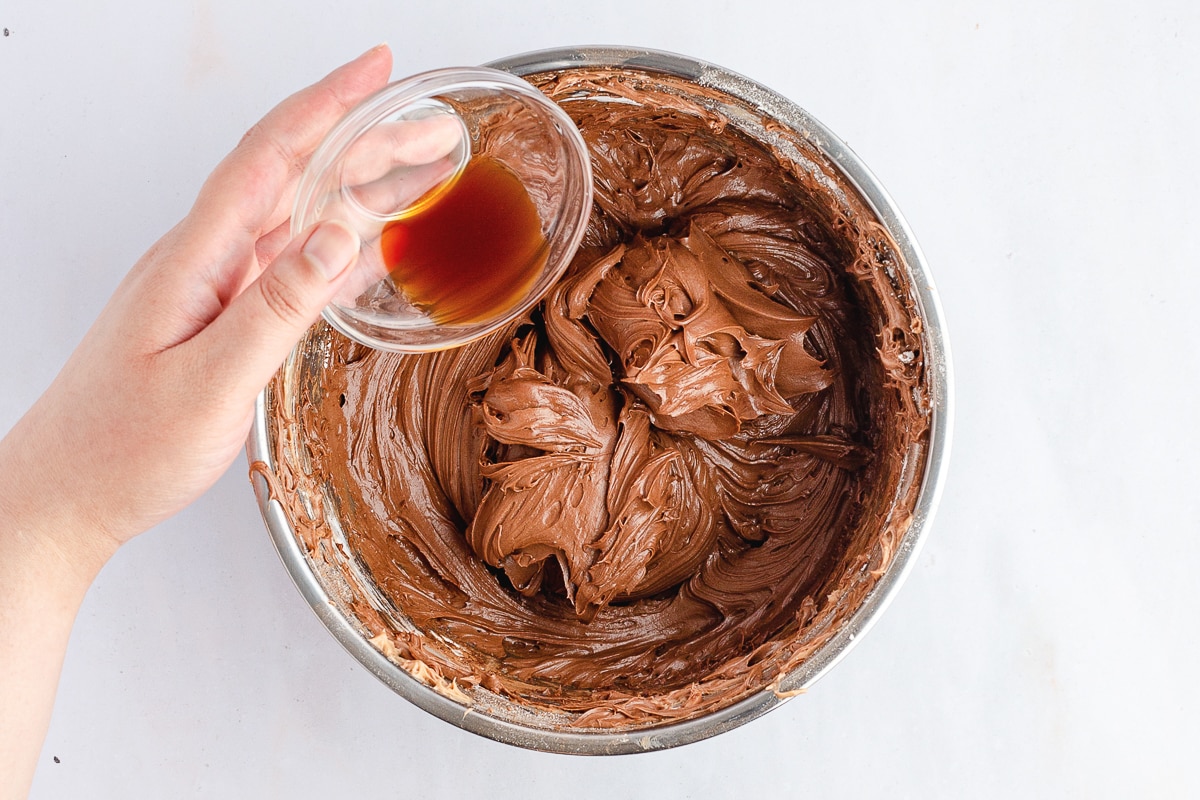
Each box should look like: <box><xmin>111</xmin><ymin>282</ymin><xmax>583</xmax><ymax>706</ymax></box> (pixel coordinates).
<box><xmin>1</xmin><ymin>44</ymin><xmax>393</xmax><ymax>557</ymax></box>
<box><xmin>0</xmin><ymin>43</ymin><xmax>422</xmax><ymax>799</ymax></box>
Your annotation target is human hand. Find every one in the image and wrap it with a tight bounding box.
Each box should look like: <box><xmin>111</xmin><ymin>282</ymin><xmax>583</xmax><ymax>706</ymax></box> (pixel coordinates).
<box><xmin>0</xmin><ymin>42</ymin><xmax>401</xmax><ymax>561</ymax></box>
<box><xmin>0</xmin><ymin>44</ymin><xmax>484</xmax><ymax>796</ymax></box>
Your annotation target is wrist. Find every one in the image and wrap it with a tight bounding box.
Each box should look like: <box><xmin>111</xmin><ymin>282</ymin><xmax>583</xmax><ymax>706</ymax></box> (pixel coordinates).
<box><xmin>0</xmin><ymin>414</ymin><xmax>120</xmax><ymax>587</ymax></box>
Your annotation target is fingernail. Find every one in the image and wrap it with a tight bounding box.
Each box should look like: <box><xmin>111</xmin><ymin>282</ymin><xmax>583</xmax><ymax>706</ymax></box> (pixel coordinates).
<box><xmin>302</xmin><ymin>221</ymin><xmax>360</xmax><ymax>280</ymax></box>
<box><xmin>358</xmin><ymin>41</ymin><xmax>389</xmax><ymax>59</ymax></box>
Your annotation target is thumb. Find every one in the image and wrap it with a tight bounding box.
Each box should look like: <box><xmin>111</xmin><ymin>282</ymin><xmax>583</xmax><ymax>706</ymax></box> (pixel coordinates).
<box><xmin>203</xmin><ymin>220</ymin><xmax>361</xmax><ymax>397</ymax></box>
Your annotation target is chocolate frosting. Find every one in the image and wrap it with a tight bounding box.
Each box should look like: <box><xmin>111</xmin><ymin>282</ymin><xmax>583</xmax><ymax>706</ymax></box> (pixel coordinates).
<box><xmin>262</xmin><ymin>67</ymin><xmax>931</xmax><ymax>729</ymax></box>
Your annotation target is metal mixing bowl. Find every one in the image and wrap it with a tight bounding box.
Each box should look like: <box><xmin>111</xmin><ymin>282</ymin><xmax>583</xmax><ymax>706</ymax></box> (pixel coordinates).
<box><xmin>247</xmin><ymin>45</ymin><xmax>953</xmax><ymax>754</ymax></box>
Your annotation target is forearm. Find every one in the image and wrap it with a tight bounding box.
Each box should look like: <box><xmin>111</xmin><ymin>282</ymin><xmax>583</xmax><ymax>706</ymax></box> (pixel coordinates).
<box><xmin>0</xmin><ymin>419</ymin><xmax>116</xmax><ymax>800</ymax></box>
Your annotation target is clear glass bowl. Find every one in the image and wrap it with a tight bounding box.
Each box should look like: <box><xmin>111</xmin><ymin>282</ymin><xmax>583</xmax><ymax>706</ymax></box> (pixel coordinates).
<box><xmin>293</xmin><ymin>67</ymin><xmax>593</xmax><ymax>352</ymax></box>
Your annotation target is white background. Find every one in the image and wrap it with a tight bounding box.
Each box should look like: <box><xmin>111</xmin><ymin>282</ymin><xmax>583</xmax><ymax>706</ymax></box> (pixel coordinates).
<box><xmin>2</xmin><ymin>1</ymin><xmax>1197</xmax><ymax>797</ymax></box>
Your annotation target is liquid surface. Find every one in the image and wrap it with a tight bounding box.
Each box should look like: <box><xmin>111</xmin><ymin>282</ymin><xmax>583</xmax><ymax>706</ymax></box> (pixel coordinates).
<box><xmin>380</xmin><ymin>155</ymin><xmax>548</xmax><ymax>325</ymax></box>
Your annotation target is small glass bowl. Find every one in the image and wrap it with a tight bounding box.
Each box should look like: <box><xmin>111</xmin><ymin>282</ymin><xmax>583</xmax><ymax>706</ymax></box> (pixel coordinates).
<box><xmin>292</xmin><ymin>67</ymin><xmax>593</xmax><ymax>352</ymax></box>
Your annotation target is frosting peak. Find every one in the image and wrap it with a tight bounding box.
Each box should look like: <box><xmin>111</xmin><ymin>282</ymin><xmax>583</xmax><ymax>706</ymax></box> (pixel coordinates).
<box><xmin>466</xmin><ymin>216</ymin><xmax>835</xmax><ymax>616</ymax></box>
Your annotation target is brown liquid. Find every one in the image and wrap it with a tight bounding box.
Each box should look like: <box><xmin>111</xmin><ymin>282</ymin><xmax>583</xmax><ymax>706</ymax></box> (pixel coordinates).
<box><xmin>379</xmin><ymin>155</ymin><xmax>548</xmax><ymax>326</ymax></box>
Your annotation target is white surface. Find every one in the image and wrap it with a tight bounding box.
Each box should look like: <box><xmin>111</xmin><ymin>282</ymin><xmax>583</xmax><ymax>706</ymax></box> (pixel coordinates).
<box><xmin>2</xmin><ymin>1</ymin><xmax>1197</xmax><ymax>797</ymax></box>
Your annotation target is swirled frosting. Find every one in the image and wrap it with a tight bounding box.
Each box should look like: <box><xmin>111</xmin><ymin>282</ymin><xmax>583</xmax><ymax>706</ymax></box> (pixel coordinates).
<box><xmin>266</xmin><ymin>67</ymin><xmax>930</xmax><ymax>729</ymax></box>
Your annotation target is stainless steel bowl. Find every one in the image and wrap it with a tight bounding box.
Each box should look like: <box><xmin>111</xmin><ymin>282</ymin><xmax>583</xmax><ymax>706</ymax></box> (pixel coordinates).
<box><xmin>247</xmin><ymin>45</ymin><xmax>953</xmax><ymax>754</ymax></box>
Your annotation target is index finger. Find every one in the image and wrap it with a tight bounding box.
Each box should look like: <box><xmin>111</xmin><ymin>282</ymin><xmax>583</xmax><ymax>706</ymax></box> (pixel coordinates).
<box><xmin>190</xmin><ymin>43</ymin><xmax>394</xmax><ymax>241</ymax></box>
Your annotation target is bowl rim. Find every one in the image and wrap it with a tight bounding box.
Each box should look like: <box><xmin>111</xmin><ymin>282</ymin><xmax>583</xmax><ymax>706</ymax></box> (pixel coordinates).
<box><xmin>248</xmin><ymin>44</ymin><xmax>954</xmax><ymax>755</ymax></box>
